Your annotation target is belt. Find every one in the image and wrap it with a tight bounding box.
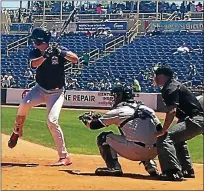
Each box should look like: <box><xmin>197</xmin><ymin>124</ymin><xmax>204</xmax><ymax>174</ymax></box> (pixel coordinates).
<box><xmin>134</xmin><ymin>141</ymin><xmax>156</xmax><ymax>149</ymax></box>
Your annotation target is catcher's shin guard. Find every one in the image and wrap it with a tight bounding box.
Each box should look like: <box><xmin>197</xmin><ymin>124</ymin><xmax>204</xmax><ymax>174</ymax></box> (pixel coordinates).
<box><xmin>97</xmin><ymin>132</ymin><xmax>121</xmax><ymax>170</ymax></box>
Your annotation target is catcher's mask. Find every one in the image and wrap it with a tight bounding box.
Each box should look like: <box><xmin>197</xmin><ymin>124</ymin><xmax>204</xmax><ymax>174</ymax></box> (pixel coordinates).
<box><xmin>30</xmin><ymin>27</ymin><xmax>51</xmax><ymax>45</ymax></box>
<box><xmin>110</xmin><ymin>85</ymin><xmax>135</xmax><ymax>108</ymax></box>
<box><xmin>153</xmin><ymin>65</ymin><xmax>174</xmax><ymax>86</ymax></box>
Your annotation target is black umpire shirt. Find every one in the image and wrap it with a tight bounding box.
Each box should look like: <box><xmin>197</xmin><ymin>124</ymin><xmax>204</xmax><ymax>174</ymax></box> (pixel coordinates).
<box><xmin>29</xmin><ymin>46</ymin><xmax>67</xmax><ymax>90</ymax></box>
<box><xmin>161</xmin><ymin>78</ymin><xmax>203</xmax><ymax>120</ymax></box>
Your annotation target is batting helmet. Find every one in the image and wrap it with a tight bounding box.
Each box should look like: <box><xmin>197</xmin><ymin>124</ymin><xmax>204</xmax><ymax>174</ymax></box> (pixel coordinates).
<box><xmin>111</xmin><ymin>85</ymin><xmax>135</xmax><ymax>107</ymax></box>
<box><xmin>30</xmin><ymin>27</ymin><xmax>51</xmax><ymax>44</ymax></box>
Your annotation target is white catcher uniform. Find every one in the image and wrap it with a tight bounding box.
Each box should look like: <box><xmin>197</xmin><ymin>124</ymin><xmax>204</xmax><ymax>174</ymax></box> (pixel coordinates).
<box><xmin>100</xmin><ymin>102</ymin><xmax>160</xmax><ymax>162</ymax></box>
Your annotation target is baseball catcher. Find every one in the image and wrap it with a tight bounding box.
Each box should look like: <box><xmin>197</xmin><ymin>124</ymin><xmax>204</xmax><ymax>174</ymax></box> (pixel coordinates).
<box><xmin>79</xmin><ymin>85</ymin><xmax>162</xmax><ymax>177</ymax></box>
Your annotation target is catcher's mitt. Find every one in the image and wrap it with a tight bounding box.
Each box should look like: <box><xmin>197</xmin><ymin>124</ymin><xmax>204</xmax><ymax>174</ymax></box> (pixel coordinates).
<box><xmin>78</xmin><ymin>111</ymin><xmax>101</xmax><ymax>121</ymax></box>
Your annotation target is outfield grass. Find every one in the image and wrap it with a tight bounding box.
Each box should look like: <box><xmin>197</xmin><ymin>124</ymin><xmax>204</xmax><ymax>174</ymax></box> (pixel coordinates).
<box><xmin>1</xmin><ymin>107</ymin><xmax>203</xmax><ymax>163</ymax></box>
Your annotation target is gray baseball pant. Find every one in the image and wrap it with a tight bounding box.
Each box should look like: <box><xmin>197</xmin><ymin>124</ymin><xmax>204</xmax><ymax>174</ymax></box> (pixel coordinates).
<box><xmin>17</xmin><ymin>84</ymin><xmax>68</xmax><ymax>159</ymax></box>
<box><xmin>156</xmin><ymin>115</ymin><xmax>204</xmax><ymax>173</ymax></box>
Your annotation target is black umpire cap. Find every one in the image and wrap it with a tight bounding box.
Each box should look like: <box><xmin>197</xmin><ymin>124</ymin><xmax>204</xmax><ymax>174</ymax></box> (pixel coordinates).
<box><xmin>154</xmin><ymin>65</ymin><xmax>174</xmax><ymax>78</ymax></box>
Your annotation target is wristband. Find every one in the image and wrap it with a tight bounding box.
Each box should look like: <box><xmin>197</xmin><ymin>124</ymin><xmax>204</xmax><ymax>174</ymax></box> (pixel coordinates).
<box><xmin>59</xmin><ymin>50</ymin><xmax>67</xmax><ymax>58</ymax></box>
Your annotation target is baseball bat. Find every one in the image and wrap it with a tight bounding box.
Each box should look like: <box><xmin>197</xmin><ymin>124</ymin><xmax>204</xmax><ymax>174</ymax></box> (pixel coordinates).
<box><xmin>57</xmin><ymin>8</ymin><xmax>78</xmax><ymax>41</ymax></box>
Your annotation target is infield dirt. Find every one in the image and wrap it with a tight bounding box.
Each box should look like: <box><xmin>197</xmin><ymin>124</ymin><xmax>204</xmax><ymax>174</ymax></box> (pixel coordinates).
<box><xmin>2</xmin><ymin>132</ymin><xmax>203</xmax><ymax>190</ymax></box>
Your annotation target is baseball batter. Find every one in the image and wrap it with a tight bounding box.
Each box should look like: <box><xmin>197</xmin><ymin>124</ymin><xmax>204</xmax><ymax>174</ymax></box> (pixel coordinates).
<box><xmin>79</xmin><ymin>85</ymin><xmax>162</xmax><ymax>177</ymax></box>
<box><xmin>8</xmin><ymin>27</ymin><xmax>79</xmax><ymax>166</ymax></box>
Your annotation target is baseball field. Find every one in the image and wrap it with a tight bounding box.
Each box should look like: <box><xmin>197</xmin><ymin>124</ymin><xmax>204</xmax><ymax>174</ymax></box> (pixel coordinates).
<box><xmin>1</xmin><ymin>106</ymin><xmax>204</xmax><ymax>190</ymax></box>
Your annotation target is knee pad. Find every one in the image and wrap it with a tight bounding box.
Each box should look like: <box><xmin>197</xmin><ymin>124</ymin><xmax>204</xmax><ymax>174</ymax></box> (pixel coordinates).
<box><xmin>97</xmin><ymin>131</ymin><xmax>113</xmax><ymax>146</ymax></box>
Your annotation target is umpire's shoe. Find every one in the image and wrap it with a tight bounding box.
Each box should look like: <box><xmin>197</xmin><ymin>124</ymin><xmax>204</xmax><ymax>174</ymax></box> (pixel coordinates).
<box><xmin>182</xmin><ymin>168</ymin><xmax>195</xmax><ymax>178</ymax></box>
<box><xmin>160</xmin><ymin>170</ymin><xmax>184</xmax><ymax>181</ymax></box>
<box><xmin>95</xmin><ymin>167</ymin><xmax>123</xmax><ymax>177</ymax></box>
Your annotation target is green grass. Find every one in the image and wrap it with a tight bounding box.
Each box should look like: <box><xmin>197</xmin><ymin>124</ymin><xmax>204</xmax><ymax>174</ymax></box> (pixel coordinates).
<box><xmin>1</xmin><ymin>107</ymin><xmax>203</xmax><ymax>163</ymax></box>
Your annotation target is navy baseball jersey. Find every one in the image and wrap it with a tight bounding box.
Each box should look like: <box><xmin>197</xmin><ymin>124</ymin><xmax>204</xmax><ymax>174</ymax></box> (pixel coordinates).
<box><xmin>29</xmin><ymin>46</ymin><xmax>68</xmax><ymax>90</ymax></box>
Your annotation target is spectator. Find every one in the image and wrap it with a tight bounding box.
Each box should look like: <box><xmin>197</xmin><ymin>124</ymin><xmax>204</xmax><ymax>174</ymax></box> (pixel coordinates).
<box><xmin>7</xmin><ymin>72</ymin><xmax>15</xmax><ymax>83</ymax></box>
<box><xmin>173</xmin><ymin>43</ymin><xmax>190</xmax><ymax>54</ymax></box>
<box><xmin>180</xmin><ymin>3</ymin><xmax>186</xmax><ymax>19</ymax></box>
<box><xmin>193</xmin><ymin>45</ymin><xmax>203</xmax><ymax>54</ymax></box>
<box><xmin>67</xmin><ymin>79</ymin><xmax>80</xmax><ymax>90</ymax></box>
<box><xmin>150</xmin><ymin>27</ymin><xmax>162</xmax><ymax>36</ymax></box>
<box><xmin>132</xmin><ymin>78</ymin><xmax>141</xmax><ymax>92</ymax></box>
<box><xmin>82</xmin><ymin>52</ymin><xmax>90</xmax><ymax>66</ymax></box>
<box><xmin>86</xmin><ymin>30</ymin><xmax>92</xmax><ymax>38</ymax></box>
<box><xmin>104</xmin><ymin>79</ymin><xmax>112</xmax><ymax>90</ymax></box>
<box><xmin>170</xmin><ymin>2</ymin><xmax>177</xmax><ymax>13</ymax></box>
<box><xmin>188</xmin><ymin>64</ymin><xmax>197</xmax><ymax>80</ymax></box>
<box><xmin>137</xmin><ymin>71</ymin><xmax>144</xmax><ymax>82</ymax></box>
<box><xmin>152</xmin><ymin>62</ymin><xmax>162</xmax><ymax>73</ymax></box>
<box><xmin>87</xmin><ymin>82</ymin><xmax>95</xmax><ymax>91</ymax></box>
<box><xmin>99</xmin><ymin>80</ymin><xmax>105</xmax><ymax>91</ymax></box>
<box><xmin>113</xmin><ymin>78</ymin><xmax>121</xmax><ymax>87</ymax></box>
<box><xmin>2</xmin><ymin>75</ymin><xmax>10</xmax><ymax>88</ymax></box>
<box><xmin>196</xmin><ymin>2</ymin><xmax>203</xmax><ymax>12</ymax></box>
<box><xmin>80</xmin><ymin>5</ymin><xmax>86</xmax><ymax>13</ymax></box>
<box><xmin>102</xmin><ymin>28</ymin><xmax>108</xmax><ymax>37</ymax></box>
<box><xmin>107</xmin><ymin>30</ymin><xmax>113</xmax><ymax>38</ymax></box>
<box><xmin>190</xmin><ymin>1</ymin><xmax>196</xmax><ymax>12</ymax></box>
<box><xmin>96</xmin><ymin>4</ymin><xmax>102</xmax><ymax>14</ymax></box>
<box><xmin>24</xmin><ymin>68</ymin><xmax>33</xmax><ymax>79</ymax></box>
<box><xmin>117</xmin><ymin>8</ymin><xmax>123</xmax><ymax>17</ymax></box>
<box><xmin>50</xmin><ymin>28</ymin><xmax>57</xmax><ymax>38</ymax></box>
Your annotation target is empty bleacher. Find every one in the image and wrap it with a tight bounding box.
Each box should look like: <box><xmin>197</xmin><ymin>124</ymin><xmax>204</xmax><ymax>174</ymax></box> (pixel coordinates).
<box><xmin>75</xmin><ymin>31</ymin><xmax>204</xmax><ymax>92</ymax></box>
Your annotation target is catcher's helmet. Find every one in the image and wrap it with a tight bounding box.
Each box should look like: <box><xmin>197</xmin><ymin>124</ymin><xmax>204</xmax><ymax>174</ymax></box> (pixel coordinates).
<box><xmin>30</xmin><ymin>27</ymin><xmax>51</xmax><ymax>44</ymax></box>
<box><xmin>111</xmin><ymin>85</ymin><xmax>135</xmax><ymax>107</ymax></box>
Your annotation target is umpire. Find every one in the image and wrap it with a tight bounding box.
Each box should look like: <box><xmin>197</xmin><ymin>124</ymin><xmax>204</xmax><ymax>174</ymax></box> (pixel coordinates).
<box><xmin>153</xmin><ymin>65</ymin><xmax>204</xmax><ymax>181</ymax></box>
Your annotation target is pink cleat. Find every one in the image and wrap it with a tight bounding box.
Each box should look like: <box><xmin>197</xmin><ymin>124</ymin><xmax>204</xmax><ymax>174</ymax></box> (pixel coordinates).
<box><xmin>52</xmin><ymin>156</ymin><xmax>72</xmax><ymax>166</ymax></box>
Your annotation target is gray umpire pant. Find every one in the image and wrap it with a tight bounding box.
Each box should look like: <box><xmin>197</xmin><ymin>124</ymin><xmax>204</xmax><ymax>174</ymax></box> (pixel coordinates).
<box><xmin>156</xmin><ymin>115</ymin><xmax>204</xmax><ymax>173</ymax></box>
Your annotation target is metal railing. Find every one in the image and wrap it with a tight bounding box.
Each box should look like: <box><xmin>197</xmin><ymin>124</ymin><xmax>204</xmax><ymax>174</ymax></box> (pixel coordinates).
<box><xmin>126</xmin><ymin>20</ymin><xmax>141</xmax><ymax>43</ymax></box>
<box><xmin>187</xmin><ymin>12</ymin><xmax>204</xmax><ymax>21</ymax></box>
<box><xmin>138</xmin><ymin>13</ymin><xmax>161</xmax><ymax>20</ymax></box>
<box><xmin>64</xmin><ymin>48</ymin><xmax>100</xmax><ymax>74</ymax></box>
<box><xmin>6</xmin><ymin>35</ymin><xmax>30</xmax><ymax>55</ymax></box>
<box><xmin>104</xmin><ymin>35</ymin><xmax>125</xmax><ymax>55</ymax></box>
<box><xmin>166</xmin><ymin>11</ymin><xmax>177</xmax><ymax>21</ymax></box>
<box><xmin>32</xmin><ymin>13</ymin><xmax>136</xmax><ymax>22</ymax></box>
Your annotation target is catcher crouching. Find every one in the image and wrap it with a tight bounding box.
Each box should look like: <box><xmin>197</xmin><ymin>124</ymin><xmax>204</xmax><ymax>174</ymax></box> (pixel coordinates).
<box><xmin>79</xmin><ymin>85</ymin><xmax>163</xmax><ymax>177</ymax></box>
